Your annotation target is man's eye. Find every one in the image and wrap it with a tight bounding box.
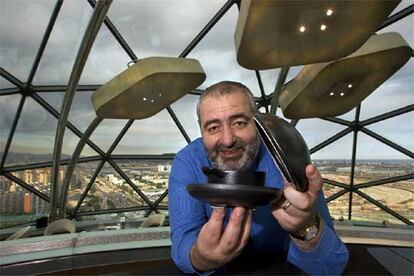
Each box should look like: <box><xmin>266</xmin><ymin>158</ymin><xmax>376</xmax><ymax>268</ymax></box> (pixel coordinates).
<box><xmin>234</xmin><ymin>121</ymin><xmax>247</xmax><ymax>128</ymax></box>
<box><xmin>207</xmin><ymin>125</ymin><xmax>219</xmax><ymax>133</ymax></box>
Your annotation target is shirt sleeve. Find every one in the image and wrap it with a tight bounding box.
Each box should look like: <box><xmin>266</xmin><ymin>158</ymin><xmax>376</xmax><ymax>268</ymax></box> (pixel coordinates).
<box><xmin>287</xmin><ymin>192</ymin><xmax>349</xmax><ymax>275</ymax></box>
<box><xmin>168</xmin><ymin>153</ymin><xmax>206</xmax><ymax>273</ymax></box>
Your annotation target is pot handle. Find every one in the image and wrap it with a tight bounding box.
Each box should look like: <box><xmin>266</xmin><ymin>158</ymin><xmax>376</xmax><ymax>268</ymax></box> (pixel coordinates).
<box><xmin>201</xmin><ymin>167</ymin><xmax>226</xmax><ymax>178</ymax></box>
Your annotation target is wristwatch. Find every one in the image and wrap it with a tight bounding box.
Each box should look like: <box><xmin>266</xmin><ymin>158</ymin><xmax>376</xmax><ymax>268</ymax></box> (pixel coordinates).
<box><xmin>290</xmin><ymin>214</ymin><xmax>320</xmax><ymax>241</ymax></box>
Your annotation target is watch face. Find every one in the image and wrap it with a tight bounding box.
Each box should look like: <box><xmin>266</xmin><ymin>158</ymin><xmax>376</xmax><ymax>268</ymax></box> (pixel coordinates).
<box><xmin>305</xmin><ymin>225</ymin><xmax>319</xmax><ymax>241</ymax></box>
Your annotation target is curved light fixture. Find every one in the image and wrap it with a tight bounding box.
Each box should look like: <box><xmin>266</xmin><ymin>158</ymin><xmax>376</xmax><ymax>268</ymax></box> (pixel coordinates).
<box><xmin>278</xmin><ymin>32</ymin><xmax>412</xmax><ymax>119</ymax></box>
<box><xmin>234</xmin><ymin>0</ymin><xmax>400</xmax><ymax>69</ymax></box>
<box><xmin>91</xmin><ymin>57</ymin><xmax>206</xmax><ymax>119</ymax></box>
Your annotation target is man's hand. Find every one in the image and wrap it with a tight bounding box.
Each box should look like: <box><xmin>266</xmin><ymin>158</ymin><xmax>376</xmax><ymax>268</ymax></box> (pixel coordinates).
<box><xmin>190</xmin><ymin>207</ymin><xmax>252</xmax><ymax>272</ymax></box>
<box><xmin>272</xmin><ymin>164</ymin><xmax>322</xmax><ymax>233</ymax></box>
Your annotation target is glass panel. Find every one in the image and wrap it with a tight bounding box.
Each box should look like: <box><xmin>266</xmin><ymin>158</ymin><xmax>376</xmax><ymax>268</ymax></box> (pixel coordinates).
<box><xmin>296</xmin><ymin>118</ymin><xmax>347</xmax><ymax>149</ymax></box>
<box><xmin>32</xmin><ymin>0</ymin><xmax>93</xmax><ymax>85</ymax></box>
<box><xmin>359</xmin><ymin>181</ymin><xmax>413</xmax><ymax>224</ymax></box>
<box><xmin>310</xmin><ymin>130</ymin><xmax>353</xmax><ymax>160</ymax></box>
<box><xmin>108</xmin><ymin>0</ymin><xmax>224</xmax><ymax>57</ymax></box>
<box><xmin>322</xmin><ymin>183</ymin><xmax>346</xmax><ymax>199</ymax></box>
<box><xmin>113</xmin><ymin>109</ymin><xmax>187</xmax><ymax>154</ymax></box>
<box><xmin>352</xmin><ymin>193</ymin><xmax>406</xmax><ymax>225</ymax></box>
<box><xmin>89</xmin><ymin>119</ymin><xmax>127</xmax><ymax>153</ymax></box>
<box><xmin>5</xmin><ymin>97</ymin><xmax>96</xmax><ymax>167</ymax></box>
<box><xmin>365</xmin><ymin>112</ymin><xmax>414</xmax><ymax>153</ymax></box>
<box><xmin>116</xmin><ymin>159</ymin><xmax>171</xmax><ymax>203</ymax></box>
<box><xmin>356</xmin><ymin>131</ymin><xmax>411</xmax><ymax>161</ymax></box>
<box><xmin>39</xmin><ymin>91</ymin><xmax>97</xmax><ymax>133</ymax></box>
<box><xmin>11</xmin><ymin>168</ymin><xmax>54</xmax><ymax>196</ymax></box>
<box><xmin>390</xmin><ymin>0</ymin><xmax>414</xmax><ymax>17</ymax></box>
<box><xmin>0</xmin><ymin>76</ymin><xmax>16</xmax><ymax>90</ymax></box>
<box><xmin>365</xmin><ymin>13</ymin><xmax>413</xmax><ymax>121</ymax></box>
<box><xmin>170</xmin><ymin>94</ymin><xmax>200</xmax><ymax>141</ymax></box>
<box><xmin>0</xmin><ymin>0</ymin><xmax>56</xmax><ymax>82</ymax></box>
<box><xmin>78</xmin><ymin>211</ymin><xmax>147</xmax><ymax>231</ymax></box>
<box><xmin>78</xmin><ymin>162</ymin><xmax>148</xmax><ymax>212</ymax></box>
<box><xmin>187</xmin><ymin>5</ymin><xmax>261</xmax><ymax>96</ymax></box>
<box><xmin>311</xmin><ymin>134</ymin><xmax>353</xmax><ymax>185</ymax></box>
<box><xmin>284</xmin><ymin>66</ymin><xmax>303</xmax><ymax>83</ymax></box>
<box><xmin>327</xmin><ymin>193</ymin><xmax>349</xmax><ymax>222</ymax></box>
<box><xmin>79</xmin><ymin>25</ymin><xmax>131</xmax><ymax>85</ymax></box>
<box><xmin>66</xmin><ymin>161</ymin><xmax>102</xmax><ymax>210</ymax></box>
<box><xmin>0</xmin><ymin>94</ymin><xmax>21</xmax><ymax>161</ymax></box>
<box><xmin>354</xmin><ymin>159</ymin><xmax>414</xmax><ymax>185</ymax></box>
<box><xmin>0</xmin><ymin>176</ymin><xmax>49</xmax><ymax>229</ymax></box>
<box><xmin>336</xmin><ymin>108</ymin><xmax>355</xmax><ymax>122</ymax></box>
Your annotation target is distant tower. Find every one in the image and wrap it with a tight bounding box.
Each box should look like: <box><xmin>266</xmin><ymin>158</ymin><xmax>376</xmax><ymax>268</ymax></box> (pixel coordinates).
<box><xmin>23</xmin><ymin>193</ymin><xmax>33</xmax><ymax>213</ymax></box>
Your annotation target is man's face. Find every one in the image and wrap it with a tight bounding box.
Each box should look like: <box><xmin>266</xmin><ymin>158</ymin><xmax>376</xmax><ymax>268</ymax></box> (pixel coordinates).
<box><xmin>199</xmin><ymin>91</ymin><xmax>260</xmax><ymax>170</ymax></box>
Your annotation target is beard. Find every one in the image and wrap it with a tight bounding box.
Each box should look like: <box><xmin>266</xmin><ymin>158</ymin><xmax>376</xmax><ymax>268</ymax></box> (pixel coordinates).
<box><xmin>207</xmin><ymin>134</ymin><xmax>261</xmax><ymax>171</ymax></box>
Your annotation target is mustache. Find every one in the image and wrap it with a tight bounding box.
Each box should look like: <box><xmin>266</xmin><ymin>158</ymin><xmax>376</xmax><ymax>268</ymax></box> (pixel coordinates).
<box><xmin>213</xmin><ymin>140</ymin><xmax>246</xmax><ymax>152</ymax></box>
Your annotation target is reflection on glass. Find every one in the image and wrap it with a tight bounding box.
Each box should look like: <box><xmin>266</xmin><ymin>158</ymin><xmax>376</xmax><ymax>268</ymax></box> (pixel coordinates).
<box><xmin>112</xmin><ymin>109</ymin><xmax>187</xmax><ymax>154</ymax></box>
<box><xmin>352</xmin><ymin>193</ymin><xmax>406</xmax><ymax>225</ymax></box>
<box><xmin>0</xmin><ymin>0</ymin><xmax>55</xmax><ymax>81</ymax></box>
<box><xmin>0</xmin><ymin>94</ymin><xmax>21</xmax><ymax>161</ymax></box>
<box><xmin>0</xmin><ymin>175</ymin><xmax>49</xmax><ymax>229</ymax></box>
<box><xmin>360</xmin><ymin>181</ymin><xmax>413</xmax><ymax>224</ymax></box>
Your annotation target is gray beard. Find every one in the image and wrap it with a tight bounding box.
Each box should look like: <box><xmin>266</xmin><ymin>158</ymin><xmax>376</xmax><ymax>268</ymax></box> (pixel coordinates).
<box><xmin>208</xmin><ymin>135</ymin><xmax>261</xmax><ymax>171</ymax></box>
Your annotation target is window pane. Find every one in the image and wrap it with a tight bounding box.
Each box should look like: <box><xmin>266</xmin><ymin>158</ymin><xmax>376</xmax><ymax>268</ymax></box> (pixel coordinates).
<box><xmin>108</xmin><ymin>0</ymin><xmax>225</xmax><ymax>57</ymax></box>
<box><xmin>359</xmin><ymin>181</ymin><xmax>413</xmax><ymax>224</ymax></box>
<box><xmin>0</xmin><ymin>176</ymin><xmax>49</xmax><ymax>229</ymax></box>
<box><xmin>0</xmin><ymin>94</ymin><xmax>21</xmax><ymax>162</ymax></box>
<box><xmin>39</xmin><ymin>91</ymin><xmax>97</xmax><ymax>133</ymax></box>
<box><xmin>0</xmin><ymin>76</ymin><xmax>17</xmax><ymax>90</ymax></box>
<box><xmin>327</xmin><ymin>193</ymin><xmax>349</xmax><ymax>222</ymax></box>
<box><xmin>32</xmin><ymin>0</ymin><xmax>93</xmax><ymax>85</ymax></box>
<box><xmin>170</xmin><ymin>94</ymin><xmax>200</xmax><ymax>141</ymax></box>
<box><xmin>187</xmin><ymin>5</ymin><xmax>261</xmax><ymax>96</ymax></box>
<box><xmin>78</xmin><ymin>162</ymin><xmax>148</xmax><ymax>212</ymax></box>
<box><xmin>365</xmin><ymin>112</ymin><xmax>413</xmax><ymax>153</ymax></box>
<box><xmin>113</xmin><ymin>109</ymin><xmax>187</xmax><ymax>155</ymax></box>
<box><xmin>296</xmin><ymin>118</ymin><xmax>348</xmax><ymax>149</ymax></box>
<box><xmin>352</xmin><ymin>192</ymin><xmax>407</xmax><ymax>225</ymax></box>
<box><xmin>5</xmin><ymin>97</ymin><xmax>96</xmax><ymax>167</ymax></box>
<box><xmin>0</xmin><ymin>0</ymin><xmax>56</xmax><ymax>81</ymax></box>
<box><xmin>66</xmin><ymin>161</ymin><xmax>102</xmax><ymax>210</ymax></box>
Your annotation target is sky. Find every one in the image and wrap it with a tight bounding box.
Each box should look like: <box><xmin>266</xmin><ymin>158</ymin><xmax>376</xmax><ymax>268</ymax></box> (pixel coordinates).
<box><xmin>0</xmin><ymin>0</ymin><xmax>413</xmax><ymax>166</ymax></box>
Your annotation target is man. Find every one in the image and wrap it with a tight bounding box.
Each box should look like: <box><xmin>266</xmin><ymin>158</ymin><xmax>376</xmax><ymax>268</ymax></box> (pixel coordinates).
<box><xmin>168</xmin><ymin>81</ymin><xmax>349</xmax><ymax>274</ymax></box>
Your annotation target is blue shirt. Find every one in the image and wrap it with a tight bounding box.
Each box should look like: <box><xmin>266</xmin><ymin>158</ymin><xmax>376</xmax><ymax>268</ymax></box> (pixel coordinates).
<box><xmin>168</xmin><ymin>138</ymin><xmax>349</xmax><ymax>274</ymax></box>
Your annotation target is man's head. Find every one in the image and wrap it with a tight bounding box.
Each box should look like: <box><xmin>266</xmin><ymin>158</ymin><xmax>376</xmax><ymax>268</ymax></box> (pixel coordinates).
<box><xmin>197</xmin><ymin>81</ymin><xmax>260</xmax><ymax>170</ymax></box>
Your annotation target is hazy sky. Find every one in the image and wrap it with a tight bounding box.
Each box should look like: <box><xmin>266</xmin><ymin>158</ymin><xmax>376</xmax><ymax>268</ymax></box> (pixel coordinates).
<box><xmin>0</xmin><ymin>0</ymin><xmax>413</xmax><ymax>166</ymax></box>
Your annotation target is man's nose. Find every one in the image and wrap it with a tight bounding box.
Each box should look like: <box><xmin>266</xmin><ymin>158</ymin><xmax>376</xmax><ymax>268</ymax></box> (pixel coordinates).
<box><xmin>221</xmin><ymin>125</ymin><xmax>236</xmax><ymax>147</ymax></box>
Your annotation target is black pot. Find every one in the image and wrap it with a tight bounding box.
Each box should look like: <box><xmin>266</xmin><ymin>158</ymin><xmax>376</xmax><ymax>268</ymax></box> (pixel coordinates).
<box><xmin>254</xmin><ymin>113</ymin><xmax>311</xmax><ymax>192</ymax></box>
<box><xmin>202</xmin><ymin>167</ymin><xmax>265</xmax><ymax>186</ymax></box>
